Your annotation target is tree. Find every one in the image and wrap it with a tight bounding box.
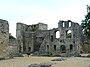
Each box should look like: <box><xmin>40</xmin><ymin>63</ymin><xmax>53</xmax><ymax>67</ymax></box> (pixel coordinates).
<box><xmin>81</xmin><ymin>5</ymin><xmax>90</xmax><ymax>39</ymax></box>
<box><xmin>9</xmin><ymin>33</ymin><xmax>16</xmax><ymax>39</ymax></box>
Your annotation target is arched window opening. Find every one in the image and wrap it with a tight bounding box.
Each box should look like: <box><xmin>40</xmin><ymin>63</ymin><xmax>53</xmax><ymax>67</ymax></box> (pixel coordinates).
<box><xmin>60</xmin><ymin>45</ymin><xmax>66</xmax><ymax>53</ymax></box>
<box><xmin>66</xmin><ymin>30</ymin><xmax>72</xmax><ymax>38</ymax></box>
<box><xmin>56</xmin><ymin>31</ymin><xmax>60</xmax><ymax>38</ymax></box>
<box><xmin>54</xmin><ymin>45</ymin><xmax>56</xmax><ymax>51</ymax></box>
<box><xmin>63</xmin><ymin>22</ymin><xmax>65</xmax><ymax>27</ymax></box>
<box><xmin>51</xmin><ymin>35</ymin><xmax>53</xmax><ymax>42</ymax></box>
<box><xmin>69</xmin><ymin>22</ymin><xmax>71</xmax><ymax>27</ymax></box>
<box><xmin>70</xmin><ymin>44</ymin><xmax>73</xmax><ymax>51</ymax></box>
<box><xmin>47</xmin><ymin>45</ymin><xmax>49</xmax><ymax>50</ymax></box>
<box><xmin>28</xmin><ymin>47</ymin><xmax>31</xmax><ymax>51</ymax></box>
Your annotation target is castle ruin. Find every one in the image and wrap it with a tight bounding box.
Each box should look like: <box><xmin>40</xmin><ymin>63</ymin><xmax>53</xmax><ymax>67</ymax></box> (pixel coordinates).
<box><xmin>0</xmin><ymin>19</ymin><xmax>89</xmax><ymax>58</ymax></box>
<box><xmin>16</xmin><ymin>20</ymin><xmax>82</xmax><ymax>56</ymax></box>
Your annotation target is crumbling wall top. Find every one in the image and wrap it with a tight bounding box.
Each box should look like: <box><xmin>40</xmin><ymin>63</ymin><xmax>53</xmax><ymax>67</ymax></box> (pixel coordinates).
<box><xmin>58</xmin><ymin>20</ymin><xmax>80</xmax><ymax>28</ymax></box>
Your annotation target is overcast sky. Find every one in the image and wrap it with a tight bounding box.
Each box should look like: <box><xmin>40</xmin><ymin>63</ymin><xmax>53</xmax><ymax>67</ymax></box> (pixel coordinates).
<box><xmin>0</xmin><ymin>0</ymin><xmax>90</xmax><ymax>37</ymax></box>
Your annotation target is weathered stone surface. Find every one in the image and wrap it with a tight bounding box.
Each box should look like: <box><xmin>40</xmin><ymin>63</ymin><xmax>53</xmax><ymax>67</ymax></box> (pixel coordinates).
<box><xmin>16</xmin><ymin>20</ymin><xmax>83</xmax><ymax>56</ymax></box>
<box><xmin>39</xmin><ymin>63</ymin><xmax>52</xmax><ymax>67</ymax></box>
<box><xmin>28</xmin><ymin>64</ymin><xmax>40</xmax><ymax>67</ymax></box>
<box><xmin>28</xmin><ymin>63</ymin><xmax>52</xmax><ymax>67</ymax></box>
<box><xmin>0</xmin><ymin>19</ymin><xmax>9</xmax><ymax>59</ymax></box>
<box><xmin>51</xmin><ymin>58</ymin><xmax>66</xmax><ymax>61</ymax></box>
<box><xmin>9</xmin><ymin>39</ymin><xmax>19</xmax><ymax>57</ymax></box>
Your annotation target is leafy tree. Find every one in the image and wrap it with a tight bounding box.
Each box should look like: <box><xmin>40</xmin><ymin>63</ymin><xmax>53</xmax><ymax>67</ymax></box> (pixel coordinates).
<box><xmin>9</xmin><ymin>33</ymin><xmax>16</xmax><ymax>39</ymax></box>
<box><xmin>81</xmin><ymin>5</ymin><xmax>90</xmax><ymax>39</ymax></box>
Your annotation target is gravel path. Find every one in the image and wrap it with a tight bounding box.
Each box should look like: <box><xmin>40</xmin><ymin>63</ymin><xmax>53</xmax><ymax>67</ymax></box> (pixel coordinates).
<box><xmin>0</xmin><ymin>56</ymin><xmax>90</xmax><ymax>67</ymax></box>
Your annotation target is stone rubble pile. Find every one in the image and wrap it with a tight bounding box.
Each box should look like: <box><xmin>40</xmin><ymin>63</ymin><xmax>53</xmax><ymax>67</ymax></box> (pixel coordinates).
<box><xmin>28</xmin><ymin>63</ymin><xmax>52</xmax><ymax>67</ymax></box>
<box><xmin>51</xmin><ymin>58</ymin><xmax>66</xmax><ymax>61</ymax></box>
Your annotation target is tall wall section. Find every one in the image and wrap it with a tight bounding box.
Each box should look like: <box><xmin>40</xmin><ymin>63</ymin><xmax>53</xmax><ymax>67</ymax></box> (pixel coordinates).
<box><xmin>16</xmin><ymin>22</ymin><xmax>48</xmax><ymax>53</ymax></box>
<box><xmin>57</xmin><ymin>20</ymin><xmax>81</xmax><ymax>55</ymax></box>
<box><xmin>0</xmin><ymin>19</ymin><xmax>9</xmax><ymax>58</ymax></box>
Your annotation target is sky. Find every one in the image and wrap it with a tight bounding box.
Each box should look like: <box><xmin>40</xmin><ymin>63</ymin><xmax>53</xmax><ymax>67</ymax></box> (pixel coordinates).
<box><xmin>0</xmin><ymin>0</ymin><xmax>90</xmax><ymax>37</ymax></box>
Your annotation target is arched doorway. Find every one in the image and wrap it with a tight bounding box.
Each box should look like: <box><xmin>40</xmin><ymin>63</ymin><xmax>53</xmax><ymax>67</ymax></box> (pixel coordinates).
<box><xmin>60</xmin><ymin>45</ymin><xmax>66</xmax><ymax>53</ymax></box>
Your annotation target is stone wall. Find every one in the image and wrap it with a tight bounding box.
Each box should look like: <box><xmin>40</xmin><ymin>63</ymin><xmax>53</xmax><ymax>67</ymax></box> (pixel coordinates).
<box><xmin>16</xmin><ymin>22</ymin><xmax>48</xmax><ymax>53</ymax></box>
<box><xmin>50</xmin><ymin>20</ymin><xmax>81</xmax><ymax>56</ymax></box>
<box><xmin>16</xmin><ymin>20</ymin><xmax>82</xmax><ymax>56</ymax></box>
<box><xmin>0</xmin><ymin>19</ymin><xmax>9</xmax><ymax>58</ymax></box>
<box><xmin>9</xmin><ymin>39</ymin><xmax>19</xmax><ymax>57</ymax></box>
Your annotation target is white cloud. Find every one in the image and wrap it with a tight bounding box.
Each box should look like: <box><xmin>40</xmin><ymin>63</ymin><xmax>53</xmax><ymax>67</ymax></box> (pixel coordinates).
<box><xmin>1</xmin><ymin>0</ymin><xmax>89</xmax><ymax>37</ymax></box>
<box><xmin>9</xmin><ymin>5</ymin><xmax>87</xmax><ymax>37</ymax></box>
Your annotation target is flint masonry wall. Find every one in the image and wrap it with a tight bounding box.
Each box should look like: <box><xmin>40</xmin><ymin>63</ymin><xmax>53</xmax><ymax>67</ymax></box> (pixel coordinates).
<box><xmin>0</xmin><ymin>19</ymin><xmax>9</xmax><ymax>58</ymax></box>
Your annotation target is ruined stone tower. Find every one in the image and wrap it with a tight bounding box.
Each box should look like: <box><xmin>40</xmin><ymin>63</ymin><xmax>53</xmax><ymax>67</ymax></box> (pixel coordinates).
<box><xmin>0</xmin><ymin>19</ymin><xmax>9</xmax><ymax>58</ymax></box>
<box><xmin>55</xmin><ymin>20</ymin><xmax>81</xmax><ymax>56</ymax></box>
<box><xmin>16</xmin><ymin>23</ymin><xmax>47</xmax><ymax>53</ymax></box>
<box><xmin>16</xmin><ymin>20</ymin><xmax>81</xmax><ymax>56</ymax></box>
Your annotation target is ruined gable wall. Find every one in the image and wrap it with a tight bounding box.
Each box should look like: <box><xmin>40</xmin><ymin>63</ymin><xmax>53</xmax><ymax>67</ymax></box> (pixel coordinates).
<box><xmin>58</xmin><ymin>20</ymin><xmax>81</xmax><ymax>55</ymax></box>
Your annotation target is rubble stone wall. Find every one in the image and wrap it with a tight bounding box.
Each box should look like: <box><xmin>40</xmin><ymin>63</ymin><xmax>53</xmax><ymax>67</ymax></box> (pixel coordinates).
<box><xmin>0</xmin><ymin>19</ymin><xmax>9</xmax><ymax>58</ymax></box>
<box><xmin>16</xmin><ymin>20</ymin><xmax>82</xmax><ymax>56</ymax></box>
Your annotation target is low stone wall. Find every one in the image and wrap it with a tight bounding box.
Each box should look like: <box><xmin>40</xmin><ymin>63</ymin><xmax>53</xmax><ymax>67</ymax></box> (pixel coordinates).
<box><xmin>9</xmin><ymin>39</ymin><xmax>19</xmax><ymax>57</ymax></box>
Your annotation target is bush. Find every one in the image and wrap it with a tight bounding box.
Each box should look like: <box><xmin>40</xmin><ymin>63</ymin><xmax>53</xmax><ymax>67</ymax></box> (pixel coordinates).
<box><xmin>47</xmin><ymin>49</ymin><xmax>52</xmax><ymax>56</ymax></box>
